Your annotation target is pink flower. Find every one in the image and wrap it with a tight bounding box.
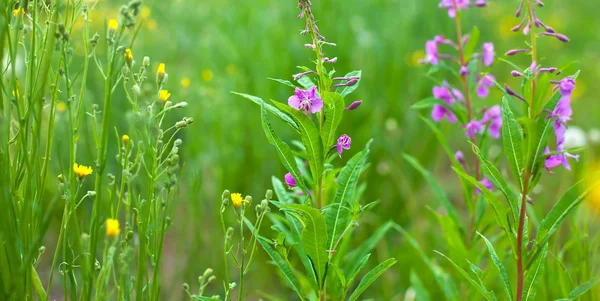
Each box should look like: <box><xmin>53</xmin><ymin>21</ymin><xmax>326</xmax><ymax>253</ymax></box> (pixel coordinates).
<box><xmin>288</xmin><ymin>86</ymin><xmax>323</xmax><ymax>114</ymax></box>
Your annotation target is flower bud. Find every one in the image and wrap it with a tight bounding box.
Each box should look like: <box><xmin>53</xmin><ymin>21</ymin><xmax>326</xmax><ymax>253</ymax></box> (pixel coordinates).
<box><xmin>175</xmin><ymin>121</ymin><xmax>187</xmax><ymax>128</ymax></box>
<box><xmin>222</xmin><ymin>190</ymin><xmax>231</xmax><ymax>200</ymax></box>
<box><xmin>203</xmin><ymin>268</ymin><xmax>213</xmax><ymax>278</ymax></box>
<box><xmin>57</xmin><ymin>174</ymin><xmax>64</xmax><ymax>183</ymax></box>
<box><xmin>265</xmin><ymin>189</ymin><xmax>273</xmax><ymax>200</ymax></box>
<box><xmin>122</xmin><ymin>134</ymin><xmax>130</xmax><ymax>145</ymax></box>
<box><xmin>143</xmin><ymin>56</ymin><xmax>150</xmax><ymax>67</ymax></box>
<box><xmin>260</xmin><ymin>199</ymin><xmax>269</xmax><ymax>211</ymax></box>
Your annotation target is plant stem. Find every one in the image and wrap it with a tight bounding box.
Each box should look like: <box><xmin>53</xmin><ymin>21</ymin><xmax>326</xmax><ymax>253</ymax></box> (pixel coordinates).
<box><xmin>516</xmin><ymin>170</ymin><xmax>530</xmax><ymax>301</ymax></box>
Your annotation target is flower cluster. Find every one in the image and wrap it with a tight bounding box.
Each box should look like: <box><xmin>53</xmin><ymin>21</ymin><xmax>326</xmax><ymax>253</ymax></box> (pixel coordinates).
<box><xmin>503</xmin><ymin>1</ymin><xmax>578</xmax><ymax>171</ymax></box>
<box><xmin>438</xmin><ymin>0</ymin><xmax>488</xmax><ymax>18</ymax></box>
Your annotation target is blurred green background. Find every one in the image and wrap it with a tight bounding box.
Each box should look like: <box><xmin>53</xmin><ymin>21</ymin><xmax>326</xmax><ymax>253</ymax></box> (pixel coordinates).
<box><xmin>48</xmin><ymin>0</ymin><xmax>600</xmax><ymax>299</ymax></box>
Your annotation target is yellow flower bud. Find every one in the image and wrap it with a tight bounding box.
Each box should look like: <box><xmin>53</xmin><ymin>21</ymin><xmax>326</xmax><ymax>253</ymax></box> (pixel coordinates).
<box><xmin>108</xmin><ymin>19</ymin><xmax>119</xmax><ymax>32</ymax></box>
<box><xmin>105</xmin><ymin>218</ymin><xmax>120</xmax><ymax>238</ymax></box>
<box><xmin>122</xmin><ymin>134</ymin><xmax>130</xmax><ymax>145</ymax></box>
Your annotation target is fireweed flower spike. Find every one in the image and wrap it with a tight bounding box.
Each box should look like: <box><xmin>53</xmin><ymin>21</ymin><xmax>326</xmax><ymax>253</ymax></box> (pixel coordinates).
<box><xmin>287</xmin><ymin>86</ymin><xmax>323</xmax><ymax>114</ymax></box>
<box><xmin>431</xmin><ymin>82</ymin><xmax>463</xmax><ymax>123</ymax></box>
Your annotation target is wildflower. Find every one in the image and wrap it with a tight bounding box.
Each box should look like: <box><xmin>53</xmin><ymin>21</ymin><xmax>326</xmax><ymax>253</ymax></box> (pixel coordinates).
<box><xmin>57</xmin><ymin>101</ymin><xmax>67</xmax><ymax>113</ymax></box>
<box><xmin>201</xmin><ymin>69</ymin><xmax>214</xmax><ymax>82</ymax></box>
<box><xmin>108</xmin><ymin>19</ymin><xmax>119</xmax><ymax>32</ymax></box>
<box><xmin>455</xmin><ymin>151</ymin><xmax>465</xmax><ymax>165</ymax></box>
<box><xmin>288</xmin><ymin>86</ymin><xmax>323</xmax><ymax>114</ymax></box>
<box><xmin>476</xmin><ymin>74</ymin><xmax>495</xmax><ymax>98</ymax></box>
<box><xmin>13</xmin><ymin>8</ymin><xmax>25</xmax><ymax>17</ymax></box>
<box><xmin>482</xmin><ymin>42</ymin><xmax>495</xmax><ymax>66</ymax></box>
<box><xmin>122</xmin><ymin>134</ymin><xmax>130</xmax><ymax>145</ymax></box>
<box><xmin>476</xmin><ymin>176</ymin><xmax>494</xmax><ymax>194</ymax></box>
<box><xmin>424</xmin><ymin>40</ymin><xmax>439</xmax><ymax>65</ymax></box>
<box><xmin>464</xmin><ymin>120</ymin><xmax>484</xmax><ymax>138</ymax></box>
<box><xmin>231</xmin><ymin>193</ymin><xmax>248</xmax><ymax>208</ymax></box>
<box><xmin>124</xmin><ymin>48</ymin><xmax>133</xmax><ymax>66</ymax></box>
<box><xmin>459</xmin><ymin>65</ymin><xmax>469</xmax><ymax>75</ymax></box>
<box><xmin>181</xmin><ymin>77</ymin><xmax>191</xmax><ymax>89</ymax></box>
<box><xmin>336</xmin><ymin>134</ymin><xmax>352</xmax><ymax>157</ymax></box>
<box><xmin>481</xmin><ymin>105</ymin><xmax>502</xmax><ymax>139</ymax></box>
<box><xmin>431</xmin><ymin>82</ymin><xmax>462</xmax><ymax>123</ymax></box>
<box><xmin>73</xmin><ymin>163</ymin><xmax>93</xmax><ymax>179</ymax></box>
<box><xmin>550</xmin><ymin>78</ymin><xmax>576</xmax><ymax>145</ymax></box>
<box><xmin>544</xmin><ymin>147</ymin><xmax>579</xmax><ymax>171</ymax></box>
<box><xmin>345</xmin><ymin>100</ymin><xmax>362</xmax><ymax>111</ymax></box>
<box><xmin>157</xmin><ymin>63</ymin><xmax>166</xmax><ymax>83</ymax></box>
<box><xmin>284</xmin><ymin>173</ymin><xmax>297</xmax><ymax>188</ymax></box>
<box><xmin>105</xmin><ymin>218</ymin><xmax>120</xmax><ymax>238</ymax></box>
<box><xmin>159</xmin><ymin>90</ymin><xmax>171</xmax><ymax>102</ymax></box>
<box><xmin>439</xmin><ymin>0</ymin><xmax>470</xmax><ymax>18</ymax></box>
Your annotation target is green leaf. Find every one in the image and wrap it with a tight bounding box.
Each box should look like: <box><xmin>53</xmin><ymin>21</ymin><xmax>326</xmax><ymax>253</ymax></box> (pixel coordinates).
<box><xmin>472</xmin><ymin>144</ymin><xmax>518</xmax><ymax>223</ymax></box>
<box><xmin>403</xmin><ymin>154</ymin><xmax>463</xmax><ymax>232</ymax></box>
<box><xmin>234</xmin><ymin>92</ymin><xmax>298</xmax><ymax>130</ymax></box>
<box><xmin>452</xmin><ymin>167</ymin><xmax>516</xmax><ymax>254</ymax></box>
<box><xmin>329</xmin><ymin>263</ymin><xmax>347</xmax><ymax>289</ymax></box>
<box><xmin>477</xmin><ymin>233</ymin><xmax>513</xmax><ymax>301</ymax></box>
<box><xmin>399</xmin><ymin>227</ymin><xmax>460</xmax><ymax>301</ymax></box>
<box><xmin>325</xmin><ymin>142</ymin><xmax>370</xmax><ymax>253</ymax></box>
<box><xmin>261</xmin><ymin>105</ymin><xmax>311</xmax><ymax>198</ymax></box>
<box><xmin>536</xmin><ymin>173</ymin><xmax>600</xmax><ymax>247</ymax></box>
<box><xmin>335</xmin><ymin>70</ymin><xmax>362</xmax><ymax>97</ymax></box>
<box><xmin>281</xmin><ymin>204</ymin><xmax>329</xmax><ymax>289</ymax></box>
<box><xmin>321</xmin><ymin>92</ymin><xmax>345</xmax><ymax>149</ymax></box>
<box><xmin>346</xmin><ymin>253</ymin><xmax>371</xmax><ymax>287</ymax></box>
<box><xmin>272</xmin><ymin>176</ymin><xmax>293</xmax><ymax>204</ymax></box>
<box><xmin>568</xmin><ymin>277</ymin><xmax>600</xmax><ymax>299</ymax></box>
<box><xmin>297</xmin><ymin>75</ymin><xmax>316</xmax><ymax>89</ymax></box>
<box><xmin>268</xmin><ymin>77</ymin><xmax>297</xmax><ymax>88</ymax></box>
<box><xmin>256</xmin><ymin>236</ymin><xmax>306</xmax><ymax>300</ymax></box>
<box><xmin>272</xmin><ymin>101</ymin><xmax>324</xmax><ymax>192</ymax></box>
<box><xmin>523</xmin><ymin>244</ymin><xmax>548</xmax><ymax>301</ymax></box>
<box><xmin>344</xmin><ymin>221</ymin><xmax>399</xmax><ymax>276</ymax></box>
<box><xmin>347</xmin><ymin>258</ymin><xmax>397</xmax><ymax>301</ymax></box>
<box><xmin>501</xmin><ymin>97</ymin><xmax>524</xmax><ymax>190</ymax></box>
<box><xmin>410</xmin><ymin>270</ymin><xmax>432</xmax><ymax>301</ymax></box>
<box><xmin>435</xmin><ymin>251</ymin><xmax>497</xmax><ymax>301</ymax></box>
<box><xmin>463</xmin><ymin>26</ymin><xmax>480</xmax><ymax>61</ymax></box>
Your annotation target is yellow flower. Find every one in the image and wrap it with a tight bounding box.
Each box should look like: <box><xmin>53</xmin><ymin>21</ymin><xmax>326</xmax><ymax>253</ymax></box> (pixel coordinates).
<box><xmin>124</xmin><ymin>48</ymin><xmax>133</xmax><ymax>65</ymax></box>
<box><xmin>13</xmin><ymin>8</ymin><xmax>25</xmax><ymax>17</ymax></box>
<box><xmin>157</xmin><ymin>63</ymin><xmax>166</xmax><ymax>83</ymax></box>
<box><xmin>159</xmin><ymin>90</ymin><xmax>171</xmax><ymax>102</ymax></box>
<box><xmin>105</xmin><ymin>218</ymin><xmax>120</xmax><ymax>238</ymax></box>
<box><xmin>122</xmin><ymin>134</ymin><xmax>130</xmax><ymax>145</ymax></box>
<box><xmin>201</xmin><ymin>69</ymin><xmax>214</xmax><ymax>82</ymax></box>
<box><xmin>231</xmin><ymin>193</ymin><xmax>248</xmax><ymax>208</ymax></box>
<box><xmin>181</xmin><ymin>77</ymin><xmax>191</xmax><ymax>89</ymax></box>
<box><xmin>108</xmin><ymin>19</ymin><xmax>119</xmax><ymax>32</ymax></box>
<box><xmin>73</xmin><ymin>163</ymin><xmax>93</xmax><ymax>179</ymax></box>
<box><xmin>57</xmin><ymin>101</ymin><xmax>67</xmax><ymax>113</ymax></box>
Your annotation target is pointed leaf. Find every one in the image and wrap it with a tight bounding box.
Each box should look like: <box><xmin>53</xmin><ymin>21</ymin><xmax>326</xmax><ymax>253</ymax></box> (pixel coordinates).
<box><xmin>347</xmin><ymin>258</ymin><xmax>397</xmax><ymax>301</ymax></box>
<box><xmin>321</xmin><ymin>92</ymin><xmax>345</xmax><ymax>149</ymax></box>
<box><xmin>256</xmin><ymin>236</ymin><xmax>306</xmax><ymax>300</ymax></box>
<box><xmin>435</xmin><ymin>251</ymin><xmax>497</xmax><ymax>301</ymax></box>
<box><xmin>478</xmin><ymin>233</ymin><xmax>513</xmax><ymax>301</ymax></box>
<box><xmin>344</xmin><ymin>221</ymin><xmax>399</xmax><ymax>276</ymax></box>
<box><xmin>272</xmin><ymin>101</ymin><xmax>324</xmax><ymax>191</ymax></box>
<box><xmin>501</xmin><ymin>97</ymin><xmax>524</xmax><ymax>189</ymax></box>
<box><xmin>234</xmin><ymin>92</ymin><xmax>298</xmax><ymax>130</ymax></box>
<box><xmin>281</xmin><ymin>204</ymin><xmax>329</xmax><ymax>289</ymax></box>
<box><xmin>463</xmin><ymin>27</ymin><xmax>480</xmax><ymax>61</ymax></box>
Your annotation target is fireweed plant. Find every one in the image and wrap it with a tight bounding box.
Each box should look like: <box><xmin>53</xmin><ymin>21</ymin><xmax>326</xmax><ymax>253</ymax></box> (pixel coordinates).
<box><xmin>0</xmin><ymin>0</ymin><xmax>192</xmax><ymax>300</ymax></box>
<box><xmin>408</xmin><ymin>0</ymin><xmax>600</xmax><ymax>300</ymax></box>
<box><xmin>230</xmin><ymin>0</ymin><xmax>397</xmax><ymax>300</ymax></box>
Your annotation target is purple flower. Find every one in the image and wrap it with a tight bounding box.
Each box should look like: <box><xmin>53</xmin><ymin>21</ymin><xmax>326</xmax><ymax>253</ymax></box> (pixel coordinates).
<box><xmin>465</xmin><ymin>120</ymin><xmax>484</xmax><ymax>138</ymax></box>
<box><xmin>288</xmin><ymin>86</ymin><xmax>323</xmax><ymax>114</ymax></box>
<box><xmin>439</xmin><ymin>0</ymin><xmax>470</xmax><ymax>18</ymax></box>
<box><xmin>476</xmin><ymin>74</ymin><xmax>495</xmax><ymax>98</ymax></box>
<box><xmin>336</xmin><ymin>134</ymin><xmax>351</xmax><ymax>157</ymax></box>
<box><xmin>544</xmin><ymin>147</ymin><xmax>579</xmax><ymax>171</ymax></box>
<box><xmin>476</xmin><ymin>176</ymin><xmax>494</xmax><ymax>194</ymax></box>
<box><xmin>460</xmin><ymin>65</ymin><xmax>470</xmax><ymax>75</ymax></box>
<box><xmin>475</xmin><ymin>0</ymin><xmax>488</xmax><ymax>6</ymax></box>
<box><xmin>482</xmin><ymin>42</ymin><xmax>495</xmax><ymax>66</ymax></box>
<box><xmin>425</xmin><ymin>40</ymin><xmax>439</xmax><ymax>65</ymax></box>
<box><xmin>284</xmin><ymin>172</ymin><xmax>297</xmax><ymax>188</ymax></box>
<box><xmin>482</xmin><ymin>105</ymin><xmax>502</xmax><ymax>139</ymax></box>
<box><xmin>550</xmin><ymin>78</ymin><xmax>576</xmax><ymax>142</ymax></box>
<box><xmin>431</xmin><ymin>82</ymin><xmax>462</xmax><ymax>123</ymax></box>
<box><xmin>455</xmin><ymin>151</ymin><xmax>465</xmax><ymax>164</ymax></box>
